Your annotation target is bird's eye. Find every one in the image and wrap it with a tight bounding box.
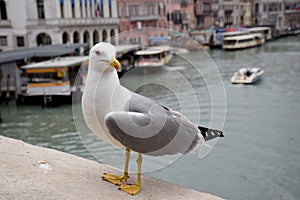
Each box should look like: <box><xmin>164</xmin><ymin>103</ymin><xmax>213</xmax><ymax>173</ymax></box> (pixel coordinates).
<box><xmin>95</xmin><ymin>51</ymin><xmax>101</xmax><ymax>56</ymax></box>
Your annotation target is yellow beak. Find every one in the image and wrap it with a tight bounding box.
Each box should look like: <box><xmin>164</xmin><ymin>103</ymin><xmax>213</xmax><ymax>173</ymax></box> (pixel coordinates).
<box><xmin>108</xmin><ymin>57</ymin><xmax>121</xmax><ymax>71</ymax></box>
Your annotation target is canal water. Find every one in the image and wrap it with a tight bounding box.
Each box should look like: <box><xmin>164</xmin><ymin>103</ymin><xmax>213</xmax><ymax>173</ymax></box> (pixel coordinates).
<box><xmin>1</xmin><ymin>35</ymin><xmax>300</xmax><ymax>200</ymax></box>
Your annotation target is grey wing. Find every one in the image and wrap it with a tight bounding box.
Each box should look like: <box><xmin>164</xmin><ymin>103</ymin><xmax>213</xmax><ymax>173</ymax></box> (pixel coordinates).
<box><xmin>104</xmin><ymin>93</ymin><xmax>202</xmax><ymax>156</ymax></box>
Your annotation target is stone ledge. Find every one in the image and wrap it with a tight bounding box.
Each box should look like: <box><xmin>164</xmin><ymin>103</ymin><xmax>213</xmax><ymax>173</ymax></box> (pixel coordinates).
<box><xmin>0</xmin><ymin>136</ymin><xmax>223</xmax><ymax>200</ymax></box>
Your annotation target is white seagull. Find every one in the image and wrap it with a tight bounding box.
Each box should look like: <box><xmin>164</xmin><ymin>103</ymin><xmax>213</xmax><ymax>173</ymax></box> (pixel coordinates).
<box><xmin>82</xmin><ymin>42</ymin><xmax>224</xmax><ymax>195</ymax></box>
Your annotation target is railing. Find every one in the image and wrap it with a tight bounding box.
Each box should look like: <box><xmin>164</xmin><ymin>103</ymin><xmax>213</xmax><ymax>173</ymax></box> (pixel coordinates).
<box><xmin>225</xmin><ymin>9</ymin><xmax>233</xmax><ymax>14</ymax></box>
<box><xmin>129</xmin><ymin>15</ymin><xmax>159</xmax><ymax>21</ymax></box>
<box><xmin>27</xmin><ymin>18</ymin><xmax>119</xmax><ymax>27</ymax></box>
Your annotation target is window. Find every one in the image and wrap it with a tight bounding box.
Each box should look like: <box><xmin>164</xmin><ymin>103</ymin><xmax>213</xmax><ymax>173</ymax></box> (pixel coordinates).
<box><xmin>224</xmin><ymin>40</ymin><xmax>236</xmax><ymax>45</ymax></box>
<box><xmin>129</xmin><ymin>5</ymin><xmax>140</xmax><ymax>16</ymax></box>
<box><xmin>73</xmin><ymin>32</ymin><xmax>79</xmax><ymax>43</ymax></box>
<box><xmin>72</xmin><ymin>4</ymin><xmax>75</xmax><ymax>18</ymax></box>
<box><xmin>28</xmin><ymin>71</ymin><xmax>66</xmax><ymax>83</ymax></box>
<box><xmin>172</xmin><ymin>11</ymin><xmax>181</xmax><ymax>25</ymax></box>
<box><xmin>16</xmin><ymin>36</ymin><xmax>25</xmax><ymax>47</ymax></box>
<box><xmin>85</xmin><ymin>1</ymin><xmax>88</xmax><ymax>18</ymax></box>
<box><xmin>109</xmin><ymin>0</ymin><xmax>112</xmax><ymax>17</ymax></box>
<box><xmin>0</xmin><ymin>36</ymin><xmax>7</xmax><ymax>46</ymax></box>
<box><xmin>0</xmin><ymin>0</ymin><xmax>7</xmax><ymax>20</ymax></box>
<box><xmin>36</xmin><ymin>33</ymin><xmax>51</xmax><ymax>46</ymax></box>
<box><xmin>93</xmin><ymin>31</ymin><xmax>99</xmax><ymax>44</ymax></box>
<box><xmin>204</xmin><ymin>3</ymin><xmax>210</xmax><ymax>13</ymax></box>
<box><xmin>61</xmin><ymin>2</ymin><xmax>64</xmax><ymax>18</ymax></box>
<box><xmin>80</xmin><ymin>4</ymin><xmax>82</xmax><ymax>17</ymax></box>
<box><xmin>62</xmin><ymin>32</ymin><xmax>69</xmax><ymax>44</ymax></box>
<box><xmin>255</xmin><ymin>3</ymin><xmax>259</xmax><ymax>13</ymax></box>
<box><xmin>90</xmin><ymin>2</ymin><xmax>93</xmax><ymax>17</ymax></box>
<box><xmin>147</xmin><ymin>4</ymin><xmax>155</xmax><ymax>15</ymax></box>
<box><xmin>36</xmin><ymin>0</ymin><xmax>45</xmax><ymax>19</ymax></box>
<box><xmin>124</xmin><ymin>2</ymin><xmax>128</xmax><ymax>17</ymax></box>
<box><xmin>197</xmin><ymin>15</ymin><xmax>204</xmax><ymax>26</ymax></box>
<box><xmin>158</xmin><ymin>4</ymin><xmax>161</xmax><ymax>15</ymax></box>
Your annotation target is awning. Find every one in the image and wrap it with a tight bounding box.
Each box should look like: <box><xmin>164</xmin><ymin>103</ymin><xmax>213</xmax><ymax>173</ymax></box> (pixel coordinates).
<box><xmin>0</xmin><ymin>43</ymin><xmax>88</xmax><ymax>64</ymax></box>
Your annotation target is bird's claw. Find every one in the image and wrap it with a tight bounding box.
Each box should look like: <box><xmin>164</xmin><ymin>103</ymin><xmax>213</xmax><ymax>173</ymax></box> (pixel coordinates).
<box><xmin>102</xmin><ymin>173</ymin><xmax>129</xmax><ymax>186</ymax></box>
<box><xmin>119</xmin><ymin>183</ymin><xmax>141</xmax><ymax>195</ymax></box>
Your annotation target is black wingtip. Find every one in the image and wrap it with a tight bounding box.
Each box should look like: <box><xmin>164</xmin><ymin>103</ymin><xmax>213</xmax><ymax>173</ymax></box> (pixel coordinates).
<box><xmin>220</xmin><ymin>132</ymin><xmax>224</xmax><ymax>137</ymax></box>
<box><xmin>198</xmin><ymin>126</ymin><xmax>224</xmax><ymax>141</ymax></box>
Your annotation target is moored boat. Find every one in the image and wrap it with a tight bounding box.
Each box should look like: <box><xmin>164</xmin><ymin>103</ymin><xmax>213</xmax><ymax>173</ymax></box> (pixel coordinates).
<box><xmin>231</xmin><ymin>67</ymin><xmax>264</xmax><ymax>84</ymax></box>
<box><xmin>134</xmin><ymin>46</ymin><xmax>173</xmax><ymax>67</ymax></box>
<box><xmin>19</xmin><ymin>56</ymin><xmax>88</xmax><ymax>105</ymax></box>
<box><xmin>223</xmin><ymin>33</ymin><xmax>265</xmax><ymax>50</ymax></box>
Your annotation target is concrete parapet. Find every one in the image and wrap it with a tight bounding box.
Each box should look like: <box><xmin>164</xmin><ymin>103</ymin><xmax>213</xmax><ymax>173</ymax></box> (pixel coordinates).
<box><xmin>0</xmin><ymin>136</ymin><xmax>223</xmax><ymax>200</ymax></box>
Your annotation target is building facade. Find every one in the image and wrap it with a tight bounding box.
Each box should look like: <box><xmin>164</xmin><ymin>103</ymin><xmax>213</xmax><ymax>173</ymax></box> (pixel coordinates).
<box><xmin>238</xmin><ymin>0</ymin><xmax>252</xmax><ymax>26</ymax></box>
<box><xmin>194</xmin><ymin>0</ymin><xmax>219</xmax><ymax>29</ymax></box>
<box><xmin>217</xmin><ymin>0</ymin><xmax>240</xmax><ymax>27</ymax></box>
<box><xmin>283</xmin><ymin>0</ymin><xmax>300</xmax><ymax>32</ymax></box>
<box><xmin>252</xmin><ymin>0</ymin><xmax>284</xmax><ymax>30</ymax></box>
<box><xmin>0</xmin><ymin>0</ymin><xmax>119</xmax><ymax>52</ymax></box>
<box><xmin>166</xmin><ymin>0</ymin><xmax>182</xmax><ymax>32</ymax></box>
<box><xmin>1</xmin><ymin>0</ymin><xmax>299</xmax><ymax>52</ymax></box>
<box><xmin>166</xmin><ymin>0</ymin><xmax>195</xmax><ymax>32</ymax></box>
<box><xmin>118</xmin><ymin>0</ymin><xmax>168</xmax><ymax>44</ymax></box>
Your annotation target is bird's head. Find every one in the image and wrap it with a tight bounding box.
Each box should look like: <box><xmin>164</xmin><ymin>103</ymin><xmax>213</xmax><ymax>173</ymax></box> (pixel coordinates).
<box><xmin>89</xmin><ymin>42</ymin><xmax>121</xmax><ymax>72</ymax></box>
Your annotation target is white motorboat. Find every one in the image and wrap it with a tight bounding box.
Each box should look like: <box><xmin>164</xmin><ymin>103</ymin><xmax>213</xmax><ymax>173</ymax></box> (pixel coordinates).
<box><xmin>231</xmin><ymin>67</ymin><xmax>264</xmax><ymax>84</ymax></box>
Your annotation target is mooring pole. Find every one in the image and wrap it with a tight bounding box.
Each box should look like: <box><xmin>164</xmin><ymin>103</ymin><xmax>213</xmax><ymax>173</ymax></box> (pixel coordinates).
<box><xmin>5</xmin><ymin>75</ymin><xmax>10</xmax><ymax>104</ymax></box>
<box><xmin>0</xmin><ymin>68</ymin><xmax>2</xmax><ymax>104</ymax></box>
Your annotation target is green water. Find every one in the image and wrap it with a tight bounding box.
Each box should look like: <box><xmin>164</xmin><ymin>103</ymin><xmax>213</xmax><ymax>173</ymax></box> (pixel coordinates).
<box><xmin>1</xmin><ymin>35</ymin><xmax>300</xmax><ymax>200</ymax></box>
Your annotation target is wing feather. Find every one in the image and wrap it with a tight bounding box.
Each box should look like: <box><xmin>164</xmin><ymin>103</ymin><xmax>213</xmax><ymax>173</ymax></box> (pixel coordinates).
<box><xmin>105</xmin><ymin>93</ymin><xmax>201</xmax><ymax>156</ymax></box>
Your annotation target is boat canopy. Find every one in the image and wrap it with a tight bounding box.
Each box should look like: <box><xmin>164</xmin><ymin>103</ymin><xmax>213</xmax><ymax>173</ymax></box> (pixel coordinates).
<box><xmin>0</xmin><ymin>43</ymin><xmax>87</xmax><ymax>65</ymax></box>
<box><xmin>224</xmin><ymin>33</ymin><xmax>263</xmax><ymax>41</ymax></box>
<box><xmin>135</xmin><ymin>49</ymin><xmax>164</xmax><ymax>55</ymax></box>
<box><xmin>22</xmin><ymin>56</ymin><xmax>88</xmax><ymax>69</ymax></box>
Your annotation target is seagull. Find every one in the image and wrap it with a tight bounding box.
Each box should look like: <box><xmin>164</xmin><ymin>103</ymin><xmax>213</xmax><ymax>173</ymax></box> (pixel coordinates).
<box><xmin>82</xmin><ymin>42</ymin><xmax>224</xmax><ymax>195</ymax></box>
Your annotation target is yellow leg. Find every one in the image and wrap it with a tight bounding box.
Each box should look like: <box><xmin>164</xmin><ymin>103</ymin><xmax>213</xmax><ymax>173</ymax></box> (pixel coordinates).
<box><xmin>119</xmin><ymin>153</ymin><xmax>142</xmax><ymax>195</ymax></box>
<box><xmin>102</xmin><ymin>147</ymin><xmax>130</xmax><ymax>186</ymax></box>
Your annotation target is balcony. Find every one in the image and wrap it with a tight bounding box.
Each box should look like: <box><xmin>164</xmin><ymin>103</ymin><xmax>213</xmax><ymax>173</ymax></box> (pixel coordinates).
<box><xmin>129</xmin><ymin>15</ymin><xmax>159</xmax><ymax>22</ymax></box>
<box><xmin>26</xmin><ymin>18</ymin><xmax>119</xmax><ymax>28</ymax></box>
<box><xmin>225</xmin><ymin>9</ymin><xmax>233</xmax><ymax>14</ymax></box>
<box><xmin>0</xmin><ymin>20</ymin><xmax>12</xmax><ymax>28</ymax></box>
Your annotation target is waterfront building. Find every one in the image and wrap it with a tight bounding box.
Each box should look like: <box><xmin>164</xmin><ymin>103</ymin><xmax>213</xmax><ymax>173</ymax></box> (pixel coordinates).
<box><xmin>165</xmin><ymin>0</ymin><xmax>182</xmax><ymax>32</ymax></box>
<box><xmin>238</xmin><ymin>0</ymin><xmax>252</xmax><ymax>26</ymax></box>
<box><xmin>283</xmin><ymin>0</ymin><xmax>300</xmax><ymax>32</ymax></box>
<box><xmin>0</xmin><ymin>0</ymin><xmax>119</xmax><ymax>52</ymax></box>
<box><xmin>118</xmin><ymin>0</ymin><xmax>168</xmax><ymax>45</ymax></box>
<box><xmin>194</xmin><ymin>0</ymin><xmax>219</xmax><ymax>29</ymax></box>
<box><xmin>166</xmin><ymin>0</ymin><xmax>195</xmax><ymax>32</ymax></box>
<box><xmin>218</xmin><ymin>0</ymin><xmax>241</xmax><ymax>27</ymax></box>
<box><xmin>252</xmin><ymin>0</ymin><xmax>284</xmax><ymax>30</ymax></box>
